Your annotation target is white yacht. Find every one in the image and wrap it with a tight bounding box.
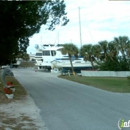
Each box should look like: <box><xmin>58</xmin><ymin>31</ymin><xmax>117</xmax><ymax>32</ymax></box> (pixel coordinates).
<box><xmin>35</xmin><ymin>44</ymin><xmax>68</xmax><ymax>71</ymax></box>
<box><xmin>35</xmin><ymin>44</ymin><xmax>93</xmax><ymax>73</ymax></box>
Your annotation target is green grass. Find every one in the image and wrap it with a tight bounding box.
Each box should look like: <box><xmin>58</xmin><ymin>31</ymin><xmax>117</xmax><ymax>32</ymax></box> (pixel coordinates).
<box><xmin>58</xmin><ymin>75</ymin><xmax>130</xmax><ymax>93</ymax></box>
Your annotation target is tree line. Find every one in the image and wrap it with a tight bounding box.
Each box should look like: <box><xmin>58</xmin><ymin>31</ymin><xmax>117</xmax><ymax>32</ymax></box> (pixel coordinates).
<box><xmin>80</xmin><ymin>36</ymin><xmax>130</xmax><ymax>71</ymax></box>
<box><xmin>61</xmin><ymin>36</ymin><xmax>130</xmax><ymax>72</ymax></box>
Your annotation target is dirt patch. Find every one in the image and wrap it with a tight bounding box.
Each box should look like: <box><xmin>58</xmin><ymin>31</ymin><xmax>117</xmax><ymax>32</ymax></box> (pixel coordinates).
<box><xmin>0</xmin><ymin>73</ymin><xmax>47</xmax><ymax>130</ymax></box>
<box><xmin>0</xmin><ymin>96</ymin><xmax>47</xmax><ymax>130</ymax></box>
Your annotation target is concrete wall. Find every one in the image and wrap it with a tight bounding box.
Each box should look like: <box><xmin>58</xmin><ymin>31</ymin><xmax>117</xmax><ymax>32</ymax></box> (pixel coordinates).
<box><xmin>81</xmin><ymin>71</ymin><xmax>130</xmax><ymax>77</ymax></box>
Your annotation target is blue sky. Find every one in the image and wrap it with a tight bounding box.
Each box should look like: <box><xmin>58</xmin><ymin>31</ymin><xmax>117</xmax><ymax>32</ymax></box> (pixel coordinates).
<box><xmin>27</xmin><ymin>0</ymin><xmax>130</xmax><ymax>53</ymax></box>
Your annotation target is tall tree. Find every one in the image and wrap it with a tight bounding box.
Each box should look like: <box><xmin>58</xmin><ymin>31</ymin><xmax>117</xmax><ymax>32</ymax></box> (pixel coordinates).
<box><xmin>98</xmin><ymin>37</ymin><xmax>130</xmax><ymax>71</ymax></box>
<box><xmin>126</xmin><ymin>43</ymin><xmax>130</xmax><ymax>59</ymax></box>
<box><xmin>61</xmin><ymin>43</ymin><xmax>78</xmax><ymax>75</ymax></box>
<box><xmin>98</xmin><ymin>40</ymin><xmax>109</xmax><ymax>61</ymax></box>
<box><xmin>112</xmin><ymin>36</ymin><xmax>130</xmax><ymax>70</ymax></box>
<box><xmin>22</xmin><ymin>53</ymin><xmax>30</xmax><ymax>62</ymax></box>
<box><xmin>113</xmin><ymin>36</ymin><xmax>130</xmax><ymax>60</ymax></box>
<box><xmin>92</xmin><ymin>44</ymin><xmax>101</xmax><ymax>62</ymax></box>
<box><xmin>0</xmin><ymin>1</ymin><xmax>69</xmax><ymax>65</ymax></box>
<box><xmin>80</xmin><ymin>44</ymin><xmax>96</xmax><ymax>69</ymax></box>
<box><xmin>107</xmin><ymin>41</ymin><xmax>118</xmax><ymax>62</ymax></box>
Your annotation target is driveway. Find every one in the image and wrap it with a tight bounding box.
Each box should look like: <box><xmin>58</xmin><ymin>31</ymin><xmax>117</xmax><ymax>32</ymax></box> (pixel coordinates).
<box><xmin>12</xmin><ymin>68</ymin><xmax>130</xmax><ymax>130</ymax></box>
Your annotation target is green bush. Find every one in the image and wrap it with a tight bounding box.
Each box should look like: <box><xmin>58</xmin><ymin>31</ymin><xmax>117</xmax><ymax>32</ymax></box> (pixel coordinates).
<box><xmin>127</xmin><ymin>76</ymin><xmax>130</xmax><ymax>85</ymax></box>
<box><xmin>127</xmin><ymin>76</ymin><xmax>130</xmax><ymax>80</ymax></box>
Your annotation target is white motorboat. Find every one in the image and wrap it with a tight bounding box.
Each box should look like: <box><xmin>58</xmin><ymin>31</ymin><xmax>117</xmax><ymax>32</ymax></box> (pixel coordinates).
<box><xmin>35</xmin><ymin>44</ymin><xmax>68</xmax><ymax>70</ymax></box>
<box><xmin>51</xmin><ymin>58</ymin><xmax>93</xmax><ymax>73</ymax></box>
<box><xmin>51</xmin><ymin>58</ymin><xmax>91</xmax><ymax>68</ymax></box>
<box><xmin>34</xmin><ymin>44</ymin><xmax>94</xmax><ymax>72</ymax></box>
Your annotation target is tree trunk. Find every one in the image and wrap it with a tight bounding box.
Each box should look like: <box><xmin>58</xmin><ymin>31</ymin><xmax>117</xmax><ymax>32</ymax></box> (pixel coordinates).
<box><xmin>121</xmin><ymin>48</ymin><xmax>126</xmax><ymax>60</ymax></box>
<box><xmin>90</xmin><ymin>58</ymin><xmax>94</xmax><ymax>70</ymax></box>
<box><xmin>69</xmin><ymin>56</ymin><xmax>75</xmax><ymax>75</ymax></box>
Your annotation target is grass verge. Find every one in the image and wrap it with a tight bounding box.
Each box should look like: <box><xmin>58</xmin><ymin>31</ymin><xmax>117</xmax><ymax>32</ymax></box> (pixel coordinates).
<box><xmin>0</xmin><ymin>76</ymin><xmax>27</xmax><ymax>104</ymax></box>
<box><xmin>58</xmin><ymin>75</ymin><xmax>130</xmax><ymax>93</ymax></box>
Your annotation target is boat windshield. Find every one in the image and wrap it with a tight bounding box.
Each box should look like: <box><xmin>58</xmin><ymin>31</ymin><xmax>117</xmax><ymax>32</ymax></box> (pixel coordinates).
<box><xmin>36</xmin><ymin>53</ymin><xmax>42</xmax><ymax>56</ymax></box>
<box><xmin>43</xmin><ymin>51</ymin><xmax>50</xmax><ymax>56</ymax></box>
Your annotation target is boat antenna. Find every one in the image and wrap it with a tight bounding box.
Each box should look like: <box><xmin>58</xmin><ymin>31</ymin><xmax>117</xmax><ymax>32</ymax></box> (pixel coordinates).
<box><xmin>58</xmin><ymin>32</ymin><xmax>59</xmax><ymax>45</ymax></box>
<box><xmin>78</xmin><ymin>7</ymin><xmax>82</xmax><ymax>48</ymax></box>
<box><xmin>41</xmin><ymin>36</ymin><xmax>42</xmax><ymax>45</ymax></box>
<box><xmin>54</xmin><ymin>33</ymin><xmax>59</xmax><ymax>47</ymax></box>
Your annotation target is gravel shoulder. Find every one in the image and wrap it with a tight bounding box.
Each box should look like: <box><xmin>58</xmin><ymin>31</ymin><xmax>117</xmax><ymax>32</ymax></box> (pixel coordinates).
<box><xmin>0</xmin><ymin>95</ymin><xmax>47</xmax><ymax>130</ymax></box>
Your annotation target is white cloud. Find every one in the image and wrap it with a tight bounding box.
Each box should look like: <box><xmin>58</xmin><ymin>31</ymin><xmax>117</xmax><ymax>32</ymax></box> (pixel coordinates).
<box><xmin>27</xmin><ymin>0</ymin><xmax>130</xmax><ymax>53</ymax></box>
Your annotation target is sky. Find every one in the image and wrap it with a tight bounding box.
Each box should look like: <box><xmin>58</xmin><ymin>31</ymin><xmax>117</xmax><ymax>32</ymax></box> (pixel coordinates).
<box><xmin>27</xmin><ymin>0</ymin><xmax>130</xmax><ymax>54</ymax></box>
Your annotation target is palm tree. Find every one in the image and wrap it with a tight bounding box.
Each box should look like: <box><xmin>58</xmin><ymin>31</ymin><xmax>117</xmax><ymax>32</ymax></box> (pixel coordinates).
<box><xmin>113</xmin><ymin>36</ymin><xmax>130</xmax><ymax>60</ymax></box>
<box><xmin>107</xmin><ymin>41</ymin><xmax>118</xmax><ymax>62</ymax></box>
<box><xmin>92</xmin><ymin>44</ymin><xmax>102</xmax><ymax>62</ymax></box>
<box><xmin>112</xmin><ymin>36</ymin><xmax>130</xmax><ymax>70</ymax></box>
<box><xmin>80</xmin><ymin>44</ymin><xmax>96</xmax><ymax>69</ymax></box>
<box><xmin>61</xmin><ymin>43</ymin><xmax>78</xmax><ymax>75</ymax></box>
<box><xmin>126</xmin><ymin>43</ymin><xmax>130</xmax><ymax>59</ymax></box>
<box><xmin>98</xmin><ymin>40</ymin><xmax>109</xmax><ymax>61</ymax></box>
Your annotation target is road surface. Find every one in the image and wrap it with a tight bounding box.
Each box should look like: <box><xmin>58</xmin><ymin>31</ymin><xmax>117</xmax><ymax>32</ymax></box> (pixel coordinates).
<box><xmin>12</xmin><ymin>68</ymin><xmax>130</xmax><ymax>130</ymax></box>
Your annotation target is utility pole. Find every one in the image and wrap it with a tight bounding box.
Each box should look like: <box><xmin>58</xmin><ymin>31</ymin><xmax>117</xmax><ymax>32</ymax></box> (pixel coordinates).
<box><xmin>78</xmin><ymin>7</ymin><xmax>82</xmax><ymax>48</ymax></box>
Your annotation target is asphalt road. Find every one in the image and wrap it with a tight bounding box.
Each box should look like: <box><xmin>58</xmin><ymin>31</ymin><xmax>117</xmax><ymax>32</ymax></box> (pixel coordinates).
<box><xmin>12</xmin><ymin>68</ymin><xmax>130</xmax><ymax>130</ymax></box>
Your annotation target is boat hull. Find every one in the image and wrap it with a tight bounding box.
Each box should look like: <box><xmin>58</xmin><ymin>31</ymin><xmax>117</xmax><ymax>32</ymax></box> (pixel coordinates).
<box><xmin>52</xmin><ymin>62</ymin><xmax>93</xmax><ymax>73</ymax></box>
